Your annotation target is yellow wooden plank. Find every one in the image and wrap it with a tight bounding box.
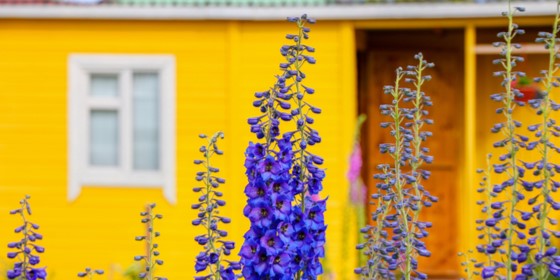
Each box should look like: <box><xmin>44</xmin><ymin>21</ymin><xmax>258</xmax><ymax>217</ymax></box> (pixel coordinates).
<box><xmin>459</xmin><ymin>24</ymin><xmax>477</xmax><ymax>264</ymax></box>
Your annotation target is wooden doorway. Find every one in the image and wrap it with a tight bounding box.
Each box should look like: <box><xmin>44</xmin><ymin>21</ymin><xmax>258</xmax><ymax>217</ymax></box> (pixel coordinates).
<box><xmin>357</xmin><ymin>29</ymin><xmax>464</xmax><ymax>278</ymax></box>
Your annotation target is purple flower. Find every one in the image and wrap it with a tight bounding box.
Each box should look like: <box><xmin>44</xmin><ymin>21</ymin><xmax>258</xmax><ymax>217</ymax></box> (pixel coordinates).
<box><xmin>482</xmin><ymin>266</ymin><xmax>496</xmax><ymax>279</ymax></box>
<box><xmin>29</xmin><ymin>255</ymin><xmax>40</xmax><ymax>265</ymax></box>
<box><xmin>247</xmin><ymin>202</ymin><xmax>274</xmax><ymax>229</ymax></box>
<box><xmin>259</xmin><ymin>230</ymin><xmax>284</xmax><ymax>255</ymax></box>
<box><xmin>7</xmin><ymin>268</ymin><xmax>21</xmax><ymax>279</ymax></box>
<box><xmin>26</xmin><ymin>268</ymin><xmax>47</xmax><ymax>280</ymax></box>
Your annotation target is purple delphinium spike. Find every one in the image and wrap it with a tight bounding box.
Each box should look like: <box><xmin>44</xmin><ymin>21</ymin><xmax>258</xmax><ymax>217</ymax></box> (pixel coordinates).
<box><xmin>475</xmin><ymin>4</ymin><xmax>528</xmax><ymax>279</ymax></box>
<box><xmin>522</xmin><ymin>3</ymin><xmax>560</xmax><ymax>279</ymax></box>
<box><xmin>356</xmin><ymin>54</ymin><xmax>435</xmax><ymax>280</ymax></box>
<box><xmin>400</xmin><ymin>53</ymin><xmax>436</xmax><ymax>279</ymax></box>
<box><xmin>192</xmin><ymin>132</ymin><xmax>240</xmax><ymax>280</ymax></box>
<box><xmin>134</xmin><ymin>203</ymin><xmax>167</xmax><ymax>280</ymax></box>
<box><xmin>77</xmin><ymin>267</ymin><xmax>104</xmax><ymax>279</ymax></box>
<box><xmin>7</xmin><ymin>196</ymin><xmax>47</xmax><ymax>280</ymax></box>
<box><xmin>240</xmin><ymin>14</ymin><xmax>325</xmax><ymax>280</ymax></box>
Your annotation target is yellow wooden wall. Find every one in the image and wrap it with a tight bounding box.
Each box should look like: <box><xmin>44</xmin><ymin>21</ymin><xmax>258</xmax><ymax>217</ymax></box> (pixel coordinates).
<box><xmin>0</xmin><ymin>19</ymin><xmax>356</xmax><ymax>279</ymax></box>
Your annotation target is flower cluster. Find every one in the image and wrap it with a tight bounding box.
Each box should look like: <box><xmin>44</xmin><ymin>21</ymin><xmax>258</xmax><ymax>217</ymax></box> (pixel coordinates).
<box><xmin>474</xmin><ymin>3</ymin><xmax>560</xmax><ymax>279</ymax></box>
<box><xmin>77</xmin><ymin>267</ymin><xmax>104</xmax><ymax>279</ymax></box>
<box><xmin>192</xmin><ymin>132</ymin><xmax>241</xmax><ymax>280</ymax></box>
<box><xmin>356</xmin><ymin>53</ymin><xmax>436</xmax><ymax>280</ymax></box>
<box><xmin>134</xmin><ymin>203</ymin><xmax>167</xmax><ymax>280</ymax></box>
<box><xmin>240</xmin><ymin>14</ymin><xmax>326</xmax><ymax>280</ymax></box>
<box><xmin>6</xmin><ymin>195</ymin><xmax>47</xmax><ymax>280</ymax></box>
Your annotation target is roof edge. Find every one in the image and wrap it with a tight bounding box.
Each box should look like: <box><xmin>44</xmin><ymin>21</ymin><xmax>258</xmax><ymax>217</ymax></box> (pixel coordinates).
<box><xmin>0</xmin><ymin>2</ymin><xmax>557</xmax><ymax>20</ymax></box>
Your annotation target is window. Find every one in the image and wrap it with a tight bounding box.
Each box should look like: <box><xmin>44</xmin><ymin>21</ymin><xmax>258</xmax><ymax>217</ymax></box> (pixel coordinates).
<box><xmin>68</xmin><ymin>55</ymin><xmax>176</xmax><ymax>203</ymax></box>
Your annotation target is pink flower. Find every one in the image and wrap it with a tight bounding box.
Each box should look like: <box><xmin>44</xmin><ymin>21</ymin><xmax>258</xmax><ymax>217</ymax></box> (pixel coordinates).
<box><xmin>347</xmin><ymin>143</ymin><xmax>366</xmax><ymax>204</ymax></box>
<box><xmin>347</xmin><ymin>143</ymin><xmax>363</xmax><ymax>183</ymax></box>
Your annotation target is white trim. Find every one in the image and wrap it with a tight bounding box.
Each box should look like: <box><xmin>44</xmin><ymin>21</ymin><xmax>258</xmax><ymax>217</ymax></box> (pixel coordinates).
<box><xmin>121</xmin><ymin>69</ymin><xmax>132</xmax><ymax>177</ymax></box>
<box><xmin>0</xmin><ymin>2</ymin><xmax>558</xmax><ymax>20</ymax></box>
<box><xmin>68</xmin><ymin>54</ymin><xmax>176</xmax><ymax>204</ymax></box>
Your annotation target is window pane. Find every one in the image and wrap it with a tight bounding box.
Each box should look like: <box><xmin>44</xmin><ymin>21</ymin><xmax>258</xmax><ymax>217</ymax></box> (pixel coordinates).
<box><xmin>133</xmin><ymin>73</ymin><xmax>160</xmax><ymax>170</ymax></box>
<box><xmin>91</xmin><ymin>74</ymin><xmax>118</xmax><ymax>97</ymax></box>
<box><xmin>90</xmin><ymin>110</ymin><xmax>119</xmax><ymax>166</ymax></box>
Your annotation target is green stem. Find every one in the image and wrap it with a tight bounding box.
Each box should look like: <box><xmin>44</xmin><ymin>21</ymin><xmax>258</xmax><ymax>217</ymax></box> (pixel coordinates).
<box><xmin>504</xmin><ymin>3</ymin><xmax>520</xmax><ymax>279</ymax></box>
<box><xmin>294</xmin><ymin>17</ymin><xmax>307</xmax><ymax>280</ymax></box>
<box><xmin>463</xmin><ymin>251</ymin><xmax>475</xmax><ymax>280</ymax></box>
<box><xmin>204</xmin><ymin>143</ymin><xmax>220</xmax><ymax>280</ymax></box>
<box><xmin>405</xmin><ymin>56</ymin><xmax>427</xmax><ymax>279</ymax></box>
<box><xmin>19</xmin><ymin>200</ymin><xmax>29</xmax><ymax>280</ymax></box>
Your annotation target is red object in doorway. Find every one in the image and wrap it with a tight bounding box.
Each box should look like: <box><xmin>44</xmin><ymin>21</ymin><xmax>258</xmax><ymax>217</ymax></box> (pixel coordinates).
<box><xmin>512</xmin><ymin>78</ymin><xmax>540</xmax><ymax>103</ymax></box>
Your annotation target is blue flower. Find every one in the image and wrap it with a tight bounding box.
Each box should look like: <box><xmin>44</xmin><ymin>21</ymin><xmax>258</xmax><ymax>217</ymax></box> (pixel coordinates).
<box><xmin>7</xmin><ymin>267</ymin><xmax>21</xmax><ymax>279</ymax></box>
<box><xmin>25</xmin><ymin>268</ymin><xmax>47</xmax><ymax>280</ymax></box>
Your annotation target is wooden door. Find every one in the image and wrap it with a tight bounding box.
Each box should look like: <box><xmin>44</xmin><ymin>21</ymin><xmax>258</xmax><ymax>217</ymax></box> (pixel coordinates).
<box><xmin>360</xmin><ymin>49</ymin><xmax>463</xmax><ymax>278</ymax></box>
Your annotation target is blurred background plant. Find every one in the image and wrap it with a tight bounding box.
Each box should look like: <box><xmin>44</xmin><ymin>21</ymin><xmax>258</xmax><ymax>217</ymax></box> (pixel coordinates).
<box><xmin>133</xmin><ymin>204</ymin><xmax>166</xmax><ymax>280</ymax></box>
<box><xmin>77</xmin><ymin>267</ymin><xmax>104</xmax><ymax>279</ymax></box>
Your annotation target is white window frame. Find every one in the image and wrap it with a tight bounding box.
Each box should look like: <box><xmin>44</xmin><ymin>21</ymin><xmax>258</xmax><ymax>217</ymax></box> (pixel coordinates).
<box><xmin>68</xmin><ymin>54</ymin><xmax>176</xmax><ymax>203</ymax></box>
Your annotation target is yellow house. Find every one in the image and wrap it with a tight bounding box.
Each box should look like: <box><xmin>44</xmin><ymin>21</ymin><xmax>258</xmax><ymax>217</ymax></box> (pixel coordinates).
<box><xmin>0</xmin><ymin>1</ymin><xmax>558</xmax><ymax>279</ymax></box>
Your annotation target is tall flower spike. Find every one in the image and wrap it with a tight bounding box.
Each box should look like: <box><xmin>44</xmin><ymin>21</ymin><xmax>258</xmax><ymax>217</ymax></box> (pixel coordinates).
<box><xmin>283</xmin><ymin>14</ymin><xmax>326</xmax><ymax>280</ymax></box>
<box><xmin>240</xmin><ymin>14</ymin><xmax>325</xmax><ymax>280</ymax></box>
<box><xmin>192</xmin><ymin>132</ymin><xmax>240</xmax><ymax>280</ymax></box>
<box><xmin>356</xmin><ymin>54</ymin><xmax>435</xmax><ymax>280</ymax></box>
<box><xmin>6</xmin><ymin>195</ymin><xmax>47</xmax><ymax>280</ymax></box>
<box><xmin>134</xmin><ymin>203</ymin><xmax>167</xmax><ymax>280</ymax></box>
<box><xmin>77</xmin><ymin>267</ymin><xmax>104</xmax><ymax>279</ymax></box>
<box><xmin>523</xmin><ymin>2</ymin><xmax>560</xmax><ymax>278</ymax></box>
<box><xmin>475</xmin><ymin>3</ymin><xmax>527</xmax><ymax>279</ymax></box>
